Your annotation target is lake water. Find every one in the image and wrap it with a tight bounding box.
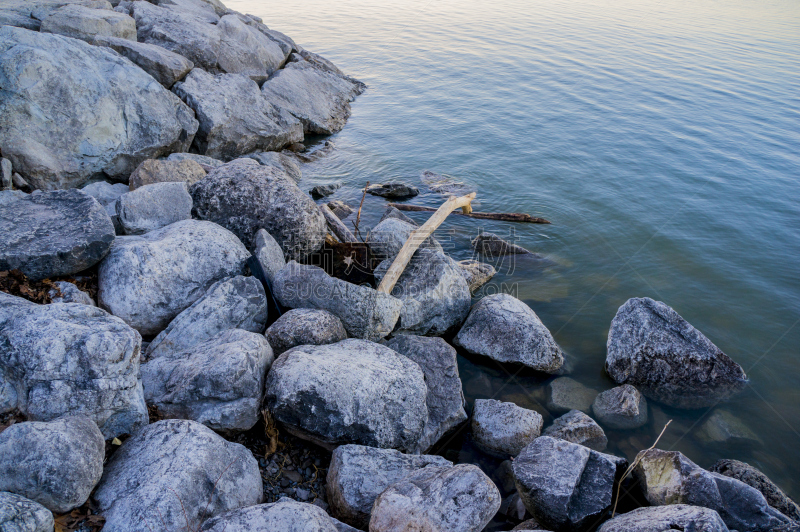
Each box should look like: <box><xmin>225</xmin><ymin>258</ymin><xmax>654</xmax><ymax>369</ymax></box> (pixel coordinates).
<box><xmin>230</xmin><ymin>0</ymin><xmax>800</xmax><ymax>518</ymax></box>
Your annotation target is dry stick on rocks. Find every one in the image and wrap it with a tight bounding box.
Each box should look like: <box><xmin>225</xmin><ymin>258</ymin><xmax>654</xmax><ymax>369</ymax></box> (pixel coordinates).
<box><xmin>387</xmin><ymin>202</ymin><xmax>551</xmax><ymax>224</ymax></box>
<box><xmin>377</xmin><ymin>192</ymin><xmax>477</xmax><ymax>295</ymax></box>
<box><xmin>319</xmin><ymin>204</ymin><xmax>357</xmax><ymax>243</ymax></box>
<box><xmin>352</xmin><ymin>181</ymin><xmax>369</xmax><ymax>240</ymax></box>
<box><xmin>611</xmin><ymin>419</ymin><xmax>672</xmax><ymax>518</ymax></box>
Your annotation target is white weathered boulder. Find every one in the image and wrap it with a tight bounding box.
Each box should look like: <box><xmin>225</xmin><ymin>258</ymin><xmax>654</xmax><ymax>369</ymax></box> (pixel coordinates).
<box><xmin>128</xmin><ymin>158</ymin><xmax>206</xmax><ymax>190</ymax></box>
<box><xmin>597</xmin><ymin>505</ymin><xmax>730</xmax><ymax>532</ymax></box>
<box><xmin>254</xmin><ymin>228</ymin><xmax>286</xmax><ymax>287</ymax></box>
<box><xmin>543</xmin><ymin>410</ymin><xmax>608</xmax><ymax>451</ymax></box>
<box><xmin>606</xmin><ymin>297</ymin><xmax>748</xmax><ymax>409</ymax></box>
<box><xmin>471</xmin><ymin>399</ymin><xmax>543</xmax><ymax>457</ymax></box>
<box><xmin>0</xmin><ymin>26</ymin><xmax>197</xmax><ymax>190</ymax></box>
<box><xmin>266</xmin><ymin>309</ymin><xmax>347</xmax><ymax>356</ymax></box>
<box><xmin>454</xmin><ymin>293</ymin><xmax>564</xmax><ymax>372</ymax></box>
<box><xmin>201</xmin><ymin>499</ymin><xmax>337</xmax><ymax>532</ymax></box>
<box><xmin>265</xmin><ymin>339</ymin><xmax>428</xmax><ymax>452</ymax></box>
<box><xmin>40</xmin><ymin>4</ymin><xmax>136</xmax><ymax>43</ymax></box>
<box><xmin>0</xmin><ymin>492</ymin><xmax>54</xmax><ymax>532</ymax></box>
<box><xmin>592</xmin><ymin>384</ymin><xmax>648</xmax><ymax>430</ymax></box>
<box><xmin>94</xmin><ymin>419</ymin><xmax>262</xmax><ymax>532</ymax></box>
<box><xmin>93</xmin><ymin>35</ymin><xmax>194</xmax><ymax>88</ymax></box>
<box><xmin>97</xmin><ymin>219</ymin><xmax>250</xmax><ymax>335</ymax></box>
<box><xmin>0</xmin><ymin>416</ymin><xmax>104</xmax><ymax>513</ymax></box>
<box><xmin>116</xmin><ymin>181</ymin><xmax>193</xmax><ymax>235</ymax></box>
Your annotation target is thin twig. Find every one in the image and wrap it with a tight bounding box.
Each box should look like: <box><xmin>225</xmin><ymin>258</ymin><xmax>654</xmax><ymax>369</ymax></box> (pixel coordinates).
<box><xmin>352</xmin><ymin>181</ymin><xmax>369</xmax><ymax>241</ymax></box>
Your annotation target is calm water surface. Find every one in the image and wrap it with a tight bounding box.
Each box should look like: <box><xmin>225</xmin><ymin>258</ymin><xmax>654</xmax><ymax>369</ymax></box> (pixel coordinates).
<box><xmin>231</xmin><ymin>0</ymin><xmax>800</xmax><ymax>511</ymax></box>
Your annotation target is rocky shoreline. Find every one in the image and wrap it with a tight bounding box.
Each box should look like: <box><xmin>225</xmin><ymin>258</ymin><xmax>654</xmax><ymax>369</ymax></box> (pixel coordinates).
<box><xmin>1</xmin><ymin>0</ymin><xmax>799</xmax><ymax>531</ymax></box>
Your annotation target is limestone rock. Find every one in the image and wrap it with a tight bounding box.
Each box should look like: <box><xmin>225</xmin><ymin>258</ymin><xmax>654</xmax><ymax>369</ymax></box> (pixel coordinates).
<box><xmin>40</xmin><ymin>4</ymin><xmax>135</xmax><ymax>43</ymax></box>
<box><xmin>128</xmin><ymin>158</ymin><xmax>206</xmax><ymax>190</ymax></box>
<box><xmin>266</xmin><ymin>309</ymin><xmax>347</xmax><ymax>356</ymax></box>
<box><xmin>592</xmin><ymin>385</ymin><xmax>648</xmax><ymax>430</ymax></box>
<box><xmin>546</xmin><ymin>377</ymin><xmax>598</xmax><ymax>414</ymax></box>
<box><xmin>710</xmin><ymin>459</ymin><xmax>800</xmax><ymax>522</ymax></box>
<box><xmin>0</xmin><ymin>26</ymin><xmax>197</xmax><ymax>190</ymax></box>
<box><xmin>606</xmin><ymin>297</ymin><xmax>748</xmax><ymax>409</ymax></box>
<box><xmin>201</xmin><ymin>499</ymin><xmax>337</xmax><ymax>532</ymax></box>
<box><xmin>458</xmin><ymin>259</ymin><xmax>496</xmax><ymax>293</ymax></box>
<box><xmin>93</xmin><ymin>35</ymin><xmax>193</xmax><ymax>88</ymax></box>
<box><xmin>254</xmin><ymin>228</ymin><xmax>286</xmax><ymax>287</ymax></box>
<box><xmin>80</xmin><ymin>180</ymin><xmax>128</xmax><ymax>232</ymax></box>
<box><xmin>310</xmin><ymin>182</ymin><xmax>342</xmax><ymax>198</ymax></box>
<box><xmin>166</xmin><ymin>152</ymin><xmax>224</xmax><ymax>169</ymax></box>
<box><xmin>367</xmin><ymin>217</ymin><xmax>441</xmax><ymax>262</ymax></box>
<box><xmin>0</xmin><ymin>190</ymin><xmax>115</xmax><ymax>280</ymax></box>
<box><xmin>48</xmin><ymin>281</ymin><xmax>95</xmax><ymax>306</ymax></box>
<box><xmin>0</xmin><ymin>416</ymin><xmax>104</xmax><ymax>513</ymax></box>
<box><xmin>597</xmin><ymin>505</ymin><xmax>730</xmax><ymax>532</ymax></box>
<box><xmin>244</xmin><ymin>151</ymin><xmax>303</xmax><ymax>183</ymax></box>
<box><xmin>215</xmin><ymin>14</ymin><xmax>286</xmax><ymax>82</ymax></box>
<box><xmin>454</xmin><ymin>294</ymin><xmax>564</xmax><ymax>373</ymax></box>
<box><xmin>328</xmin><ymin>200</ymin><xmax>354</xmax><ymax>219</ymax></box>
<box><xmin>472</xmin><ymin>399</ymin><xmax>543</xmax><ymax>457</ymax></box>
<box><xmin>97</xmin><ymin>219</ymin><xmax>250</xmax><ymax>335</ymax></box>
<box><xmin>472</xmin><ymin>232</ymin><xmax>531</xmax><ymax>256</ymax></box>
<box><xmin>326</xmin><ymin>444</ymin><xmax>452</xmax><ymax>529</ymax></box>
<box><xmin>94</xmin><ymin>419</ymin><xmax>262</xmax><ymax>532</ymax></box>
<box><xmin>365</xmin><ymin>182</ymin><xmax>419</xmax><ymax>199</ymax></box>
<box><xmin>543</xmin><ymin>410</ymin><xmax>608</xmax><ymax>452</ymax></box>
<box><xmin>116</xmin><ymin>181</ymin><xmax>193</xmax><ymax>235</ymax></box>
<box><xmin>264</xmin><ymin>339</ymin><xmax>428</xmax><ymax>452</ymax></box>
<box><xmin>0</xmin><ymin>492</ymin><xmax>54</xmax><ymax>532</ymax></box>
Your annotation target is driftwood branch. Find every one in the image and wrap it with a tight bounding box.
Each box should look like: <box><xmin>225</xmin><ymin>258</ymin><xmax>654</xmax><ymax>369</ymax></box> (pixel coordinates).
<box><xmin>352</xmin><ymin>181</ymin><xmax>369</xmax><ymax>240</ymax></box>
<box><xmin>377</xmin><ymin>193</ymin><xmax>477</xmax><ymax>295</ymax></box>
<box><xmin>387</xmin><ymin>203</ymin><xmax>550</xmax><ymax>224</ymax></box>
<box><xmin>320</xmin><ymin>204</ymin><xmax>357</xmax><ymax>243</ymax></box>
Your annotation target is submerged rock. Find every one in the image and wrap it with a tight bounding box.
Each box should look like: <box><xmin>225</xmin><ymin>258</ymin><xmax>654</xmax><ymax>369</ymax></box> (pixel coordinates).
<box><xmin>597</xmin><ymin>505</ymin><xmax>730</xmax><ymax>532</ymax></box>
<box><xmin>265</xmin><ymin>309</ymin><xmax>347</xmax><ymax>356</ymax></box>
<box><xmin>0</xmin><ymin>492</ymin><xmax>54</xmax><ymax>532</ymax></box>
<box><xmin>0</xmin><ymin>26</ymin><xmax>197</xmax><ymax>190</ymax></box>
<box><xmin>546</xmin><ymin>377</ymin><xmax>598</xmax><ymax>414</ymax></box>
<box><xmin>93</xmin><ymin>35</ymin><xmax>194</xmax><ymax>88</ymax></box>
<box><xmin>696</xmin><ymin>409</ymin><xmax>760</xmax><ymax>445</ymax></box>
<box><xmin>201</xmin><ymin>499</ymin><xmax>338</xmax><ymax>532</ymax></box>
<box><xmin>94</xmin><ymin>419</ymin><xmax>262</xmax><ymax>532</ymax></box>
<box><xmin>0</xmin><ymin>190</ymin><xmax>115</xmax><ymax>280</ymax></box>
<box><xmin>128</xmin><ymin>158</ymin><xmax>206</xmax><ymax>190</ymax></box>
<box><xmin>310</xmin><ymin>182</ymin><xmax>342</xmax><ymax>198</ymax></box>
<box><xmin>472</xmin><ymin>232</ymin><xmax>531</xmax><ymax>256</ymax></box>
<box><xmin>365</xmin><ymin>182</ymin><xmax>420</xmax><ymax>199</ymax></box>
<box><xmin>116</xmin><ymin>181</ymin><xmax>193</xmax><ymax>235</ymax></box>
<box><xmin>472</xmin><ymin>399</ymin><xmax>543</xmax><ymax>457</ymax></box>
<box><xmin>264</xmin><ymin>339</ymin><xmax>428</xmax><ymax>452</ymax></box>
<box><xmin>543</xmin><ymin>410</ymin><xmax>608</xmax><ymax>452</ymax></box>
<box><xmin>454</xmin><ymin>293</ymin><xmax>564</xmax><ymax>373</ymax></box>
<box><xmin>40</xmin><ymin>4</ymin><xmax>136</xmax><ymax>43</ymax></box>
<box><xmin>327</xmin><ymin>444</ymin><xmax>452</xmax><ymax>529</ymax></box>
<box><xmin>0</xmin><ymin>416</ymin><xmax>104</xmax><ymax>513</ymax></box>
<box><xmin>709</xmin><ymin>459</ymin><xmax>800</xmax><ymax>522</ymax></box>
<box><xmin>592</xmin><ymin>384</ymin><xmax>648</xmax><ymax>430</ymax></box>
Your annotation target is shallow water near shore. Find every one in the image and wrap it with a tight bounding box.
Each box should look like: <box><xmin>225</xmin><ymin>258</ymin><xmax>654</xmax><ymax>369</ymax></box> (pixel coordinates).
<box><xmin>231</xmin><ymin>0</ymin><xmax>800</xmax><ymax>513</ymax></box>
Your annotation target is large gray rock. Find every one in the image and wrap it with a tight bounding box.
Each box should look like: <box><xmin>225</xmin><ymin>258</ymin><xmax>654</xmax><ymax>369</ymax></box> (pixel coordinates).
<box><xmin>190</xmin><ymin>159</ymin><xmax>324</xmax><ymax>259</ymax></box>
<box><xmin>97</xmin><ymin>219</ymin><xmax>250</xmax><ymax>335</ymax></box>
<box><xmin>146</xmin><ymin>275</ymin><xmax>267</xmax><ymax>360</ymax></box>
<box><xmin>41</xmin><ymin>4</ymin><xmax>135</xmax><ymax>43</ymax></box>
<box><xmin>254</xmin><ymin>228</ymin><xmax>286</xmax><ymax>287</ymax></box>
<box><xmin>116</xmin><ymin>181</ymin><xmax>193</xmax><ymax>235</ymax></box>
<box><xmin>0</xmin><ymin>492</ymin><xmax>54</xmax><ymax>532</ymax></box>
<box><xmin>245</xmin><ymin>151</ymin><xmax>302</xmax><ymax>183</ymax></box>
<box><xmin>0</xmin><ymin>0</ymin><xmax>113</xmax><ymax>32</ymax></box>
<box><xmin>167</xmin><ymin>151</ymin><xmax>224</xmax><ymax>169</ymax></box>
<box><xmin>384</xmin><ymin>335</ymin><xmax>468</xmax><ymax>453</ymax></box>
<box><xmin>606</xmin><ymin>298</ymin><xmax>748</xmax><ymax>409</ymax></box>
<box><xmin>513</xmin><ymin>436</ymin><xmax>626</xmax><ymax>532</ymax></box>
<box><xmin>174</xmin><ymin>69</ymin><xmax>303</xmax><ymax>160</ymax></box>
<box><xmin>0</xmin><ymin>190</ymin><xmax>115</xmax><ymax>280</ymax></box>
<box><xmin>367</xmin><ymin>217</ymin><xmax>441</xmax><ymax>262</ymax></box>
<box><xmin>0</xmin><ymin>416</ymin><xmax>104</xmax><ymax>513</ymax></box>
<box><xmin>201</xmin><ymin>499</ymin><xmax>337</xmax><ymax>532</ymax></box>
<box><xmin>142</xmin><ymin>329</ymin><xmax>273</xmax><ymax>432</ymax></box>
<box><xmin>546</xmin><ymin>377</ymin><xmax>598</xmax><ymax>414</ymax></box>
<box><xmin>128</xmin><ymin>158</ymin><xmax>206</xmax><ymax>190</ymax></box>
<box><xmin>0</xmin><ymin>26</ymin><xmax>197</xmax><ymax>190</ymax></box>
<box><xmin>369</xmin><ymin>464</ymin><xmax>501</xmax><ymax>532</ymax></box>
<box><xmin>80</xmin><ymin>180</ymin><xmax>129</xmax><ymax>233</ymax></box>
<box><xmin>597</xmin><ymin>505</ymin><xmax>730</xmax><ymax>532</ymax></box>
<box><xmin>94</xmin><ymin>419</ymin><xmax>262</xmax><ymax>532</ymax></box>
<box><xmin>266</xmin><ymin>309</ymin><xmax>347</xmax><ymax>356</ymax></box>
<box><xmin>215</xmin><ymin>14</ymin><xmax>286</xmax><ymax>83</ymax></box>
<box><xmin>454</xmin><ymin>293</ymin><xmax>564</xmax><ymax>373</ymax></box>
<box><xmin>543</xmin><ymin>410</ymin><xmax>608</xmax><ymax>452</ymax></box>
<box><xmin>273</xmin><ymin>262</ymin><xmax>402</xmax><ymax>341</ymax></box>
<box><xmin>93</xmin><ymin>35</ymin><xmax>193</xmax><ymax>88</ymax></box>
<box><xmin>458</xmin><ymin>259</ymin><xmax>496</xmax><ymax>293</ymax></box>
<box><xmin>0</xmin><ymin>293</ymin><xmax>147</xmax><ymax>438</ymax></box>
<box><xmin>48</xmin><ymin>280</ymin><xmax>95</xmax><ymax>306</ymax></box>
<box><xmin>710</xmin><ymin>459</ymin><xmax>800</xmax><ymax>522</ymax></box>
<box><xmin>634</xmin><ymin>448</ymin><xmax>792</xmax><ymax>532</ymax></box>
<box><xmin>261</xmin><ymin>60</ymin><xmax>364</xmax><ymax>135</ymax></box>
<box><xmin>0</xmin><ymin>158</ymin><xmax>12</xmax><ymax>191</ymax></box>
<box><xmin>264</xmin><ymin>339</ymin><xmax>428</xmax><ymax>452</ymax></box>
<box><xmin>592</xmin><ymin>384</ymin><xmax>648</xmax><ymax>430</ymax></box>
<box><xmin>327</xmin><ymin>444</ymin><xmax>453</xmax><ymax>529</ymax></box>
<box><xmin>472</xmin><ymin>399</ymin><xmax>543</xmax><ymax>458</ymax></box>
<box><xmin>365</xmin><ymin>182</ymin><xmax>419</xmax><ymax>199</ymax></box>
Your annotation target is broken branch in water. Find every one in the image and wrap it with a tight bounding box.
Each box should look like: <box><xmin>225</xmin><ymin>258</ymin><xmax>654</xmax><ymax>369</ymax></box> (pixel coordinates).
<box><xmin>319</xmin><ymin>204</ymin><xmax>357</xmax><ymax>243</ymax></box>
<box><xmin>352</xmin><ymin>181</ymin><xmax>369</xmax><ymax>240</ymax></box>
<box><xmin>387</xmin><ymin>203</ymin><xmax>551</xmax><ymax>224</ymax></box>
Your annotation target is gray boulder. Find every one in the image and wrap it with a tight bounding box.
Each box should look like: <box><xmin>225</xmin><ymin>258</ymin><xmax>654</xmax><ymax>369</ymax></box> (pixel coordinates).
<box><xmin>215</xmin><ymin>14</ymin><xmax>286</xmax><ymax>82</ymax></box>
<box><xmin>0</xmin><ymin>189</ymin><xmax>115</xmax><ymax>280</ymax></box>
<box><xmin>94</xmin><ymin>419</ymin><xmax>262</xmax><ymax>532</ymax></box>
<box><xmin>0</xmin><ymin>293</ymin><xmax>147</xmax><ymax>438</ymax></box>
<box><xmin>454</xmin><ymin>293</ymin><xmax>564</xmax><ymax>372</ymax></box>
<box><xmin>0</xmin><ymin>190</ymin><xmax>26</xmax><ymax>206</ymax></box>
<box><xmin>254</xmin><ymin>228</ymin><xmax>286</xmax><ymax>287</ymax></box>
<box><xmin>266</xmin><ymin>309</ymin><xmax>347</xmax><ymax>356</ymax></box>
<box><xmin>128</xmin><ymin>158</ymin><xmax>206</xmax><ymax>190</ymax></box>
<box><xmin>365</xmin><ymin>182</ymin><xmax>419</xmax><ymax>199</ymax></box>
<box><xmin>471</xmin><ymin>399</ymin><xmax>543</xmax><ymax>457</ymax></box>
<box><xmin>48</xmin><ymin>280</ymin><xmax>95</xmax><ymax>306</ymax></box>
<box><xmin>328</xmin><ymin>200</ymin><xmax>354</xmax><ymax>220</ymax></box>
<box><xmin>167</xmin><ymin>151</ymin><xmax>224</xmax><ymax>169</ymax></box>
<box><xmin>0</xmin><ymin>158</ymin><xmax>12</xmax><ymax>191</ymax></box>
<box><xmin>326</xmin><ymin>444</ymin><xmax>452</xmax><ymax>529</ymax></box>
<box><xmin>244</xmin><ymin>151</ymin><xmax>303</xmax><ymax>183</ymax></box>
<box><xmin>0</xmin><ymin>0</ymin><xmax>114</xmax><ymax>32</ymax></box>
<box><xmin>41</xmin><ymin>4</ymin><xmax>135</xmax><ymax>43</ymax></box>
<box><xmin>597</xmin><ymin>505</ymin><xmax>730</xmax><ymax>532</ymax></box>
<box><xmin>696</xmin><ymin>409</ymin><xmax>760</xmax><ymax>445</ymax></box>
<box><xmin>174</xmin><ymin>69</ymin><xmax>303</xmax><ymax>160</ymax></box>
<box><xmin>190</xmin><ymin>159</ymin><xmax>325</xmax><ymax>259</ymax></box>
<box><xmin>546</xmin><ymin>377</ymin><xmax>598</xmax><ymax>414</ymax></box>
<box><xmin>146</xmin><ymin>275</ymin><xmax>268</xmax><ymax>360</ymax></box>
<box><xmin>201</xmin><ymin>499</ymin><xmax>337</xmax><ymax>532</ymax></box>
<box><xmin>634</xmin><ymin>448</ymin><xmax>792</xmax><ymax>532</ymax></box>
<box><xmin>379</xmin><ymin>205</ymin><xmax>417</xmax><ymax>225</ymax></box>
<box><xmin>606</xmin><ymin>297</ymin><xmax>748</xmax><ymax>409</ymax></box>
<box><xmin>310</xmin><ymin>183</ymin><xmax>341</xmax><ymax>198</ymax></box>
<box><xmin>264</xmin><ymin>339</ymin><xmax>428</xmax><ymax>452</ymax></box>
<box><xmin>80</xmin><ymin>180</ymin><xmax>129</xmax><ymax>233</ymax></box>
<box><xmin>0</xmin><ymin>492</ymin><xmax>54</xmax><ymax>532</ymax></box>
<box><xmin>273</xmin><ymin>262</ymin><xmax>402</xmax><ymax>341</ymax></box>
<box><xmin>0</xmin><ymin>26</ymin><xmax>197</xmax><ymax>190</ymax></box>
<box><xmin>543</xmin><ymin>410</ymin><xmax>608</xmax><ymax>452</ymax></box>
<box><xmin>384</xmin><ymin>335</ymin><xmax>468</xmax><ymax>453</ymax></box>
<box><xmin>97</xmin><ymin>219</ymin><xmax>250</xmax><ymax>335</ymax></box>
<box><xmin>472</xmin><ymin>232</ymin><xmax>531</xmax><ymax>256</ymax></box>
<box><xmin>116</xmin><ymin>181</ymin><xmax>193</xmax><ymax>235</ymax></box>
<box><xmin>142</xmin><ymin>329</ymin><xmax>273</xmax><ymax>432</ymax></box>
<box><xmin>458</xmin><ymin>259</ymin><xmax>496</xmax><ymax>293</ymax></box>
<box><xmin>367</xmin><ymin>217</ymin><xmax>441</xmax><ymax>262</ymax></box>
<box><xmin>512</xmin><ymin>518</ymin><xmax>549</xmax><ymax>530</ymax></box>
<box><xmin>592</xmin><ymin>385</ymin><xmax>648</xmax><ymax>430</ymax></box>
<box><xmin>710</xmin><ymin>459</ymin><xmax>800</xmax><ymax>522</ymax></box>
<box><xmin>261</xmin><ymin>61</ymin><xmax>364</xmax><ymax>135</ymax></box>
<box><xmin>513</xmin><ymin>436</ymin><xmax>626</xmax><ymax>531</ymax></box>
<box><xmin>0</xmin><ymin>416</ymin><xmax>104</xmax><ymax>513</ymax></box>
<box><xmin>93</xmin><ymin>35</ymin><xmax>193</xmax><ymax>88</ymax></box>
<box><xmin>369</xmin><ymin>464</ymin><xmax>501</xmax><ymax>532</ymax></box>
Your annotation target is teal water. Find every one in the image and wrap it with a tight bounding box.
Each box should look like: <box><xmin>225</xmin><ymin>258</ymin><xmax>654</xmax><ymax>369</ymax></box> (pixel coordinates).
<box><xmin>231</xmin><ymin>0</ymin><xmax>800</xmax><ymax>510</ymax></box>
